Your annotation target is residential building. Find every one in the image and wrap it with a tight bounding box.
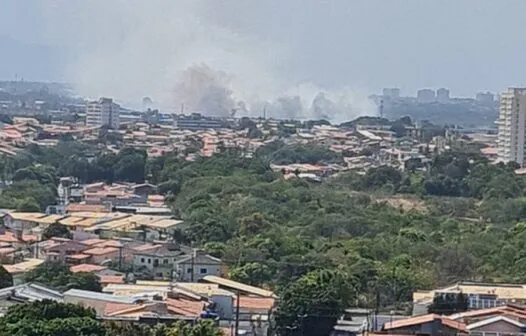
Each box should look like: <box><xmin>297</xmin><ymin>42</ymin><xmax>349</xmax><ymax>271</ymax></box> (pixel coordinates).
<box><xmin>175</xmin><ymin>250</ymin><xmax>222</xmax><ymax>282</ymax></box>
<box><xmin>382</xmin><ymin>88</ymin><xmax>401</xmax><ymax>100</ymax></box>
<box><xmin>133</xmin><ymin>245</ymin><xmax>221</xmax><ymax>281</ymax></box>
<box><xmin>417</xmin><ymin>89</ymin><xmax>436</xmax><ymax>103</ymax></box>
<box><xmin>2</xmin><ymin>259</ymin><xmax>45</xmax><ymax>285</ymax></box>
<box><xmin>63</xmin><ymin>288</ymin><xmax>136</xmax><ymax>315</ymax></box>
<box><xmin>42</xmin><ymin>238</ymin><xmax>89</xmax><ymax>263</ymax></box>
<box><xmin>476</xmin><ymin>92</ymin><xmax>495</xmax><ymax>104</ymax></box>
<box><xmin>497</xmin><ymin>88</ymin><xmax>526</xmax><ymax>166</ymax></box>
<box><xmin>86</xmin><ymin>97</ymin><xmax>120</xmax><ymax>129</ymax></box>
<box><xmin>174</xmin><ymin>113</ymin><xmax>223</xmax><ymax>130</ymax></box>
<box><xmin>382</xmin><ymin>314</ymin><xmax>467</xmax><ymax>336</ymax></box>
<box><xmin>0</xmin><ymin>283</ymin><xmax>63</xmax><ymax>316</ymax></box>
<box><xmin>437</xmin><ymin>88</ymin><xmax>450</xmax><ymax>103</ymax></box>
<box><xmin>413</xmin><ymin>282</ymin><xmax>526</xmax><ymax>315</ymax></box>
<box><xmin>133</xmin><ymin>244</ymin><xmax>183</xmax><ymax>279</ymax></box>
<box><xmin>83</xmin><ymin>246</ymin><xmax>120</xmax><ymax>264</ymax></box>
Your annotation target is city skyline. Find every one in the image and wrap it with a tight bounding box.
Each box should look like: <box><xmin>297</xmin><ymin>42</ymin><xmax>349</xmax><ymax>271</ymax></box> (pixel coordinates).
<box><xmin>1</xmin><ymin>0</ymin><xmax>525</xmax><ymax>103</ymax></box>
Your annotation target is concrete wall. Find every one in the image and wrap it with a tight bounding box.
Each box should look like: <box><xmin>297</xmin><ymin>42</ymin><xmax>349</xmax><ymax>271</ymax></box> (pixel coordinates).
<box><xmin>470</xmin><ymin>320</ymin><xmax>522</xmax><ymax>334</ymax></box>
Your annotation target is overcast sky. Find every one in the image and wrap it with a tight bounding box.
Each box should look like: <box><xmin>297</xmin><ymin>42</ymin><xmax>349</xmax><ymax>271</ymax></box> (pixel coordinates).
<box><xmin>0</xmin><ymin>0</ymin><xmax>525</xmax><ymax>101</ymax></box>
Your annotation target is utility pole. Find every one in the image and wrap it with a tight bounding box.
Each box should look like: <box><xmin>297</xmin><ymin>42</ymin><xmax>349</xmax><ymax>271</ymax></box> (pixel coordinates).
<box><xmin>118</xmin><ymin>245</ymin><xmax>123</xmax><ymax>271</ymax></box>
<box><xmin>190</xmin><ymin>248</ymin><xmax>195</xmax><ymax>282</ymax></box>
<box><xmin>234</xmin><ymin>290</ymin><xmax>240</xmax><ymax>336</ymax></box>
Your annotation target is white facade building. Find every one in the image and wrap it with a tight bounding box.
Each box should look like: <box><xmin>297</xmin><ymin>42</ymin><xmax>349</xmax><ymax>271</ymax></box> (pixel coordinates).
<box><xmin>86</xmin><ymin>97</ymin><xmax>120</xmax><ymax>129</ymax></box>
<box><xmin>436</xmin><ymin>88</ymin><xmax>450</xmax><ymax>103</ymax></box>
<box><xmin>416</xmin><ymin>89</ymin><xmax>436</xmax><ymax>103</ymax></box>
<box><xmin>497</xmin><ymin>88</ymin><xmax>526</xmax><ymax>166</ymax></box>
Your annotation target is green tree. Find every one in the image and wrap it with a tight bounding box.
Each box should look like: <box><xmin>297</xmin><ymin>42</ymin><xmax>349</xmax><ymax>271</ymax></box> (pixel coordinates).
<box><xmin>0</xmin><ymin>300</ymin><xmax>101</xmax><ymax>336</ymax></box>
<box><xmin>274</xmin><ymin>270</ymin><xmax>354</xmax><ymax>336</ymax></box>
<box><xmin>42</xmin><ymin>223</ymin><xmax>72</xmax><ymax>240</ymax></box>
<box><xmin>24</xmin><ymin>262</ymin><xmax>101</xmax><ymax>292</ymax></box>
<box><xmin>427</xmin><ymin>292</ymin><xmax>469</xmax><ymax>314</ymax></box>
<box><xmin>165</xmin><ymin>320</ymin><xmax>222</xmax><ymax>336</ymax></box>
<box><xmin>0</xmin><ymin>265</ymin><xmax>13</xmax><ymax>289</ymax></box>
<box><xmin>229</xmin><ymin>262</ymin><xmax>272</xmax><ymax>286</ymax></box>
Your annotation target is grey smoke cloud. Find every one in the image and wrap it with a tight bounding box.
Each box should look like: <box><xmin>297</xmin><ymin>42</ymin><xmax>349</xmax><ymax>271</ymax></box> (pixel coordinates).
<box><xmin>37</xmin><ymin>0</ymin><xmax>375</xmax><ymax>122</ymax></box>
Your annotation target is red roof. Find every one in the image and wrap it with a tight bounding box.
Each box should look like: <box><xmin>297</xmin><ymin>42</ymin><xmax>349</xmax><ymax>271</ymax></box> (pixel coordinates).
<box><xmin>384</xmin><ymin>314</ymin><xmax>467</xmax><ymax>333</ymax></box>
<box><xmin>70</xmin><ymin>264</ymin><xmax>108</xmax><ymax>273</ymax></box>
<box><xmin>235</xmin><ymin>296</ymin><xmax>275</xmax><ymax>311</ymax></box>
<box><xmin>0</xmin><ymin>231</ymin><xmax>38</xmax><ymax>243</ymax></box>
<box><xmin>98</xmin><ymin>275</ymin><xmax>125</xmax><ymax>284</ymax></box>
<box><xmin>66</xmin><ymin>204</ymin><xmax>109</xmax><ymax>213</ymax></box>
<box><xmin>449</xmin><ymin>305</ymin><xmax>526</xmax><ymax>321</ymax></box>
<box><xmin>104</xmin><ymin>303</ymin><xmax>137</xmax><ymax>315</ymax></box>
<box><xmin>80</xmin><ymin>239</ymin><xmax>106</xmax><ymax>246</ymax></box>
<box><xmin>68</xmin><ymin>253</ymin><xmax>91</xmax><ymax>260</ymax></box>
<box><xmin>165</xmin><ymin>298</ymin><xmax>205</xmax><ymax>317</ymax></box>
<box><xmin>83</xmin><ymin>247</ymin><xmax>119</xmax><ymax>256</ymax></box>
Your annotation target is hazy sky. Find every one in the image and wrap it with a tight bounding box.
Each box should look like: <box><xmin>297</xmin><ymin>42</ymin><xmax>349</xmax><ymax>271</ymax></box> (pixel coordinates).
<box><xmin>0</xmin><ymin>0</ymin><xmax>524</xmax><ymax>103</ymax></box>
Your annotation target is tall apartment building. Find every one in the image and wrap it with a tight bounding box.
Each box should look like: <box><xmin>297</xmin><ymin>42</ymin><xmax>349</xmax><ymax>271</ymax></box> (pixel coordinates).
<box><xmin>436</xmin><ymin>88</ymin><xmax>450</xmax><ymax>103</ymax></box>
<box><xmin>497</xmin><ymin>88</ymin><xmax>526</xmax><ymax>165</ymax></box>
<box><xmin>85</xmin><ymin>97</ymin><xmax>120</xmax><ymax>129</ymax></box>
<box><xmin>476</xmin><ymin>91</ymin><xmax>495</xmax><ymax>104</ymax></box>
<box><xmin>382</xmin><ymin>88</ymin><xmax>401</xmax><ymax>100</ymax></box>
<box><xmin>416</xmin><ymin>89</ymin><xmax>436</xmax><ymax>103</ymax></box>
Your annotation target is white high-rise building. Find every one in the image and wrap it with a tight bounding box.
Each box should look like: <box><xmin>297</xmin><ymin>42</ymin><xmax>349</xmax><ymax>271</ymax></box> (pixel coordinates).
<box><xmin>86</xmin><ymin>97</ymin><xmax>120</xmax><ymax>129</ymax></box>
<box><xmin>436</xmin><ymin>88</ymin><xmax>450</xmax><ymax>103</ymax></box>
<box><xmin>497</xmin><ymin>88</ymin><xmax>526</xmax><ymax>166</ymax></box>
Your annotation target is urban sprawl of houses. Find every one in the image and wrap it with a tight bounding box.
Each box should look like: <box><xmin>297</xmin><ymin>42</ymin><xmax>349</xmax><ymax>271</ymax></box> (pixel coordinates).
<box><xmin>0</xmin><ymin>82</ymin><xmax>523</xmax><ymax>336</ymax></box>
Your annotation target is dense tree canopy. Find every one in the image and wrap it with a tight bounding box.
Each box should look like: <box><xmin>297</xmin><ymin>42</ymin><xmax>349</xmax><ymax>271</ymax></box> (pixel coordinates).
<box><xmin>24</xmin><ymin>262</ymin><xmax>101</xmax><ymax>292</ymax></box>
<box><xmin>0</xmin><ymin>300</ymin><xmax>222</xmax><ymax>336</ymax></box>
<box><xmin>274</xmin><ymin>270</ymin><xmax>354</xmax><ymax>336</ymax></box>
<box><xmin>0</xmin><ymin>265</ymin><xmax>13</xmax><ymax>289</ymax></box>
<box><xmin>42</xmin><ymin>223</ymin><xmax>73</xmax><ymax>240</ymax></box>
<box><xmin>3</xmin><ymin>139</ymin><xmax>526</xmax><ymax>314</ymax></box>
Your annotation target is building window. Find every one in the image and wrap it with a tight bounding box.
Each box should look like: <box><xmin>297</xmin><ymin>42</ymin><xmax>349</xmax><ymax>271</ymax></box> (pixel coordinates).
<box><xmin>141</xmin><ymin>258</ymin><xmax>145</xmax><ymax>263</ymax></box>
<box><xmin>148</xmin><ymin>259</ymin><xmax>151</xmax><ymax>264</ymax></box>
<box><xmin>187</xmin><ymin>268</ymin><xmax>193</xmax><ymax>273</ymax></box>
<box><xmin>200</xmin><ymin>268</ymin><xmax>207</xmax><ymax>274</ymax></box>
<box><xmin>163</xmin><ymin>259</ymin><xmax>168</xmax><ymax>264</ymax></box>
<box><xmin>156</xmin><ymin>272</ymin><xmax>163</xmax><ymax>278</ymax></box>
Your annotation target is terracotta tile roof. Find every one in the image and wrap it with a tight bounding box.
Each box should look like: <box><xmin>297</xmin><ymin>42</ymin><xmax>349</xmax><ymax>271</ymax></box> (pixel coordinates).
<box><xmin>98</xmin><ymin>275</ymin><xmax>125</xmax><ymax>285</ymax></box>
<box><xmin>449</xmin><ymin>305</ymin><xmax>526</xmax><ymax>320</ymax></box>
<box><xmin>80</xmin><ymin>239</ymin><xmax>106</xmax><ymax>246</ymax></box>
<box><xmin>133</xmin><ymin>243</ymin><xmax>162</xmax><ymax>252</ymax></box>
<box><xmin>148</xmin><ymin>195</ymin><xmax>165</xmax><ymax>202</ymax></box>
<box><xmin>0</xmin><ymin>247</ymin><xmax>16</xmax><ymax>255</ymax></box>
<box><xmin>235</xmin><ymin>296</ymin><xmax>275</xmax><ymax>311</ymax></box>
<box><xmin>165</xmin><ymin>298</ymin><xmax>205</xmax><ymax>316</ymax></box>
<box><xmin>83</xmin><ymin>247</ymin><xmax>119</xmax><ymax>256</ymax></box>
<box><xmin>68</xmin><ymin>253</ymin><xmax>91</xmax><ymax>260</ymax></box>
<box><xmin>66</xmin><ymin>204</ymin><xmax>109</xmax><ymax>213</ymax></box>
<box><xmin>104</xmin><ymin>303</ymin><xmax>137</xmax><ymax>315</ymax></box>
<box><xmin>384</xmin><ymin>314</ymin><xmax>467</xmax><ymax>333</ymax></box>
<box><xmin>0</xmin><ymin>231</ymin><xmax>38</xmax><ymax>243</ymax></box>
<box><xmin>94</xmin><ymin>240</ymin><xmax>123</xmax><ymax>248</ymax></box>
<box><xmin>70</xmin><ymin>264</ymin><xmax>108</xmax><ymax>273</ymax></box>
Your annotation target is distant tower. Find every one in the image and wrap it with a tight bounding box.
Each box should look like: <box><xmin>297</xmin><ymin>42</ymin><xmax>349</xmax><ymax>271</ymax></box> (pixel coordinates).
<box><xmin>378</xmin><ymin>99</ymin><xmax>384</xmax><ymax>118</ymax></box>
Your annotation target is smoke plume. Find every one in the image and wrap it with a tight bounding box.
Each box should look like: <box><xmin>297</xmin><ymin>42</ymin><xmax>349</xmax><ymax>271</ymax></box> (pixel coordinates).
<box><xmin>37</xmin><ymin>0</ymin><xmax>375</xmax><ymax>122</ymax></box>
